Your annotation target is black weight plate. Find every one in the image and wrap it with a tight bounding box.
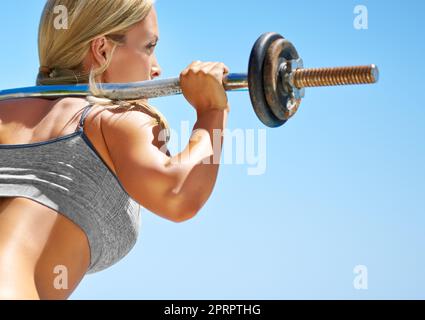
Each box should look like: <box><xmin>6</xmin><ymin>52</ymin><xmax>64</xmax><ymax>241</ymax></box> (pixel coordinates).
<box><xmin>263</xmin><ymin>38</ymin><xmax>300</xmax><ymax>120</ymax></box>
<box><xmin>248</xmin><ymin>32</ymin><xmax>287</xmax><ymax>128</ymax></box>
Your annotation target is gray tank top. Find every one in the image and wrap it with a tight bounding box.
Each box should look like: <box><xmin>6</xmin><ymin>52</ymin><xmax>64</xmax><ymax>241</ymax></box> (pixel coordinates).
<box><xmin>0</xmin><ymin>104</ymin><xmax>141</xmax><ymax>274</ymax></box>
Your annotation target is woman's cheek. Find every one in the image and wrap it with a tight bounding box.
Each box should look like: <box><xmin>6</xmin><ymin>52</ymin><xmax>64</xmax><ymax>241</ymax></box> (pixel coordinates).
<box><xmin>108</xmin><ymin>49</ymin><xmax>152</xmax><ymax>82</ymax></box>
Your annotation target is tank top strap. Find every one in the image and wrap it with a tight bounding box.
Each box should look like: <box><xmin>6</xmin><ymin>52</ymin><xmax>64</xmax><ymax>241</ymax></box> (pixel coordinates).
<box><xmin>76</xmin><ymin>104</ymin><xmax>94</xmax><ymax>132</ymax></box>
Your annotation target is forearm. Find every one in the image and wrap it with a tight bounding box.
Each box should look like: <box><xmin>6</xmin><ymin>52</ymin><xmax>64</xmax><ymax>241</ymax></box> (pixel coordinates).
<box><xmin>167</xmin><ymin>108</ymin><xmax>229</xmax><ymax>216</ymax></box>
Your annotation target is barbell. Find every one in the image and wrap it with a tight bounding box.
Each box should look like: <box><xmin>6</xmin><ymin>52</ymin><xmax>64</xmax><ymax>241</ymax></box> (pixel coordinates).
<box><xmin>0</xmin><ymin>32</ymin><xmax>379</xmax><ymax>128</ymax></box>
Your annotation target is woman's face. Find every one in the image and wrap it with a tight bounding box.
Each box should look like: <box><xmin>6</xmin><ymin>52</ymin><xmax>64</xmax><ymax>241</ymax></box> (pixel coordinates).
<box><xmin>89</xmin><ymin>6</ymin><xmax>161</xmax><ymax>84</ymax></box>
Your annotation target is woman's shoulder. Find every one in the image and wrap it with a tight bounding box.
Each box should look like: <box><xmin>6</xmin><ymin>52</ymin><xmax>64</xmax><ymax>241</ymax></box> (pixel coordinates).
<box><xmin>96</xmin><ymin>101</ymin><xmax>161</xmax><ymax>132</ymax></box>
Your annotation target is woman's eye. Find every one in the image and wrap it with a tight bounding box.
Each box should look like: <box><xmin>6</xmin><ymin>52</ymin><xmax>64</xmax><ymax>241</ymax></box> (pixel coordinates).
<box><xmin>147</xmin><ymin>42</ymin><xmax>157</xmax><ymax>50</ymax></box>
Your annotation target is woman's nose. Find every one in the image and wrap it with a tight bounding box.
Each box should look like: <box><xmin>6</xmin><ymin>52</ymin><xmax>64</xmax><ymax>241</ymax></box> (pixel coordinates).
<box><xmin>150</xmin><ymin>54</ymin><xmax>162</xmax><ymax>79</ymax></box>
<box><xmin>151</xmin><ymin>66</ymin><xmax>161</xmax><ymax>79</ymax></box>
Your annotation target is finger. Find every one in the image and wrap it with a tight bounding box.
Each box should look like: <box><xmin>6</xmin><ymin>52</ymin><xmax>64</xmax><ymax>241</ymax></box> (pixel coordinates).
<box><xmin>190</xmin><ymin>60</ymin><xmax>205</xmax><ymax>74</ymax></box>
<box><xmin>202</xmin><ymin>62</ymin><xmax>220</xmax><ymax>74</ymax></box>
<box><xmin>211</xmin><ymin>63</ymin><xmax>231</xmax><ymax>81</ymax></box>
<box><xmin>210</xmin><ymin>62</ymin><xmax>230</xmax><ymax>76</ymax></box>
<box><xmin>223</xmin><ymin>63</ymin><xmax>230</xmax><ymax>74</ymax></box>
<box><xmin>214</xmin><ymin>62</ymin><xmax>229</xmax><ymax>74</ymax></box>
<box><xmin>181</xmin><ymin>61</ymin><xmax>228</xmax><ymax>78</ymax></box>
<box><xmin>190</xmin><ymin>60</ymin><xmax>203</xmax><ymax>69</ymax></box>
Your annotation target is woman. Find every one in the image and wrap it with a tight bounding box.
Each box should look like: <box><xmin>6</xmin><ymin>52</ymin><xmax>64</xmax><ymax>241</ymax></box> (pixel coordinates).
<box><xmin>0</xmin><ymin>0</ymin><xmax>230</xmax><ymax>300</ymax></box>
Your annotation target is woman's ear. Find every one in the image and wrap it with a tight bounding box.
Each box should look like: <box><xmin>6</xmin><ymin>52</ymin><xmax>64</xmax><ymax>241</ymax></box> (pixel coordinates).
<box><xmin>90</xmin><ymin>36</ymin><xmax>112</xmax><ymax>66</ymax></box>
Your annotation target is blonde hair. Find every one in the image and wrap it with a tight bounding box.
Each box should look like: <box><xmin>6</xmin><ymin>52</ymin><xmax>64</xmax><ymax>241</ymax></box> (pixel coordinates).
<box><xmin>36</xmin><ymin>0</ymin><xmax>170</xmax><ymax>142</ymax></box>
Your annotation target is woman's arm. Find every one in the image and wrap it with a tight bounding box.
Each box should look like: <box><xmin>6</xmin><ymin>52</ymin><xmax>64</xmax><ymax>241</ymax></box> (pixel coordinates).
<box><xmin>166</xmin><ymin>108</ymin><xmax>229</xmax><ymax>221</ymax></box>
<box><xmin>102</xmin><ymin>107</ymin><xmax>229</xmax><ymax>223</ymax></box>
<box><xmin>104</xmin><ymin>61</ymin><xmax>230</xmax><ymax>223</ymax></box>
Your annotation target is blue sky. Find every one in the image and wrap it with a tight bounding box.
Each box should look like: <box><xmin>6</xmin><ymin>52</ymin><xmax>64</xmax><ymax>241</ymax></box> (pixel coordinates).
<box><xmin>0</xmin><ymin>0</ymin><xmax>424</xmax><ymax>299</ymax></box>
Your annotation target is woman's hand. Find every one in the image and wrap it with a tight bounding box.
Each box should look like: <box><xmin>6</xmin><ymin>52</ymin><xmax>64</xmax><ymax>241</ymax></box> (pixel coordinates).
<box><xmin>180</xmin><ymin>61</ymin><xmax>230</xmax><ymax>115</ymax></box>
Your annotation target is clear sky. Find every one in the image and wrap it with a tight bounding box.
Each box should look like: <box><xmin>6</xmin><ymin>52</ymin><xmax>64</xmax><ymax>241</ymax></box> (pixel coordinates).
<box><xmin>0</xmin><ymin>0</ymin><xmax>424</xmax><ymax>299</ymax></box>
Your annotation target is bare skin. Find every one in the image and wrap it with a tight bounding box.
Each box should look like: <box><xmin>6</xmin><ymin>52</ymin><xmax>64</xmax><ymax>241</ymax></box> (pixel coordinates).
<box><xmin>0</xmin><ymin>6</ymin><xmax>230</xmax><ymax>299</ymax></box>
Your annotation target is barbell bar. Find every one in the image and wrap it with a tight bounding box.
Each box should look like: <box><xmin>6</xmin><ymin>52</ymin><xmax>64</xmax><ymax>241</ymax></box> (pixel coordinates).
<box><xmin>0</xmin><ymin>32</ymin><xmax>379</xmax><ymax>128</ymax></box>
